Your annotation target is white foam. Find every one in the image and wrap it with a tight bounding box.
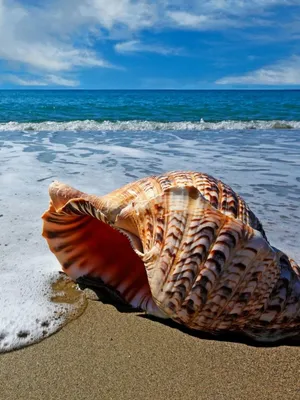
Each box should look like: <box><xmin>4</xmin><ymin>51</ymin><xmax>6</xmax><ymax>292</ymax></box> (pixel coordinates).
<box><xmin>0</xmin><ymin>119</ymin><xmax>300</xmax><ymax>132</ymax></box>
<box><xmin>0</xmin><ymin>147</ymin><xmax>86</xmax><ymax>353</ymax></box>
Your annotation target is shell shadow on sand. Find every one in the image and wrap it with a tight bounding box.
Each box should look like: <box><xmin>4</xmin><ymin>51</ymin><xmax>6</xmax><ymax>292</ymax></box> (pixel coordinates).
<box><xmin>76</xmin><ymin>276</ymin><xmax>300</xmax><ymax>348</ymax></box>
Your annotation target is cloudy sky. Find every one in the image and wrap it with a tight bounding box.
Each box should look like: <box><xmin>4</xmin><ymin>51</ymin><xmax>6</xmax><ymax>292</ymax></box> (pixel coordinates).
<box><xmin>1</xmin><ymin>0</ymin><xmax>300</xmax><ymax>89</ymax></box>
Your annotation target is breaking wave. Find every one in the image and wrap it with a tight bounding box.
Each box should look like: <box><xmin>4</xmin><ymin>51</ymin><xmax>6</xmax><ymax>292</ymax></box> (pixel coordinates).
<box><xmin>0</xmin><ymin>119</ymin><xmax>300</xmax><ymax>132</ymax></box>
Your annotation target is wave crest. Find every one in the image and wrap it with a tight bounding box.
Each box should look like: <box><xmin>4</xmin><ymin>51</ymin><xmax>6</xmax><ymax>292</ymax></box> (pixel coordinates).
<box><xmin>0</xmin><ymin>119</ymin><xmax>300</xmax><ymax>132</ymax></box>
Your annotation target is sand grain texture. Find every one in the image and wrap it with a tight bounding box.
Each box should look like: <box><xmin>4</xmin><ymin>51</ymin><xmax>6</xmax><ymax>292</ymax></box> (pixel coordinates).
<box><xmin>1</xmin><ymin>301</ymin><xmax>300</xmax><ymax>400</ymax></box>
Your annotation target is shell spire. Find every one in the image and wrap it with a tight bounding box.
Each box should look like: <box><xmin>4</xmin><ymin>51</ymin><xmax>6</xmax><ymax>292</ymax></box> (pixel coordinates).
<box><xmin>42</xmin><ymin>171</ymin><xmax>300</xmax><ymax>342</ymax></box>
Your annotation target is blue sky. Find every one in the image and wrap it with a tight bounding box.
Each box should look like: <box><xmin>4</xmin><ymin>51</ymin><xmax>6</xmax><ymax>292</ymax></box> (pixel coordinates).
<box><xmin>1</xmin><ymin>0</ymin><xmax>300</xmax><ymax>89</ymax></box>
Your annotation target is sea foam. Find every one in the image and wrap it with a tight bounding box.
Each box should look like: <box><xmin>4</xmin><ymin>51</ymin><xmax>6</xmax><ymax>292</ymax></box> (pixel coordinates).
<box><xmin>0</xmin><ymin>119</ymin><xmax>299</xmax><ymax>132</ymax></box>
<box><xmin>0</xmin><ymin>147</ymin><xmax>86</xmax><ymax>353</ymax></box>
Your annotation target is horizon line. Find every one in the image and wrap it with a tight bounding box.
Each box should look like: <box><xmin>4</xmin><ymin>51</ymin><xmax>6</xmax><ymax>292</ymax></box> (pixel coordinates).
<box><xmin>0</xmin><ymin>88</ymin><xmax>300</xmax><ymax>91</ymax></box>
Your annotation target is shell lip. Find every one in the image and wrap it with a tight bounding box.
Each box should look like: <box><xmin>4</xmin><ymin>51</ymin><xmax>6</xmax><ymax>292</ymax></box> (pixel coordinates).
<box><xmin>42</xmin><ymin>193</ymin><xmax>164</xmax><ymax>315</ymax></box>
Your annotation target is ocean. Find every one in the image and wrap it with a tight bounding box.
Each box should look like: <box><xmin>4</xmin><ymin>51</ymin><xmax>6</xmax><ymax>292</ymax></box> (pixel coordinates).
<box><xmin>1</xmin><ymin>89</ymin><xmax>300</xmax><ymax>129</ymax></box>
<box><xmin>1</xmin><ymin>89</ymin><xmax>300</xmax><ymax>351</ymax></box>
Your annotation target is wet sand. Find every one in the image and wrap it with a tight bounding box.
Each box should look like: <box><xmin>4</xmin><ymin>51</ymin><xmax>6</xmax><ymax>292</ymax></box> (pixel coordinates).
<box><xmin>1</xmin><ymin>299</ymin><xmax>300</xmax><ymax>400</ymax></box>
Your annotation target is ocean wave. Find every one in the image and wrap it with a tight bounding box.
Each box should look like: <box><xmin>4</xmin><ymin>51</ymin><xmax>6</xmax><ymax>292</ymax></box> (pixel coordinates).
<box><xmin>0</xmin><ymin>119</ymin><xmax>300</xmax><ymax>132</ymax></box>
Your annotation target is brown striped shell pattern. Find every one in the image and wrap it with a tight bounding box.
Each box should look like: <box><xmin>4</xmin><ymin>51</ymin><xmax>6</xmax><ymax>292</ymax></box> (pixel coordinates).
<box><xmin>42</xmin><ymin>171</ymin><xmax>300</xmax><ymax>342</ymax></box>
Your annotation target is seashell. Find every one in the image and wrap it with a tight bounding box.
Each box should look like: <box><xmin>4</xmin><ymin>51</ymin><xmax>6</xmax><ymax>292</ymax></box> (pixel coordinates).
<box><xmin>42</xmin><ymin>171</ymin><xmax>300</xmax><ymax>342</ymax></box>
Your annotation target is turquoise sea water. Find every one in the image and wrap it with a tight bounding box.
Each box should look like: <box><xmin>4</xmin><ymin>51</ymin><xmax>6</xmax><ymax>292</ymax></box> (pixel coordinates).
<box><xmin>0</xmin><ymin>89</ymin><xmax>300</xmax><ymax>128</ymax></box>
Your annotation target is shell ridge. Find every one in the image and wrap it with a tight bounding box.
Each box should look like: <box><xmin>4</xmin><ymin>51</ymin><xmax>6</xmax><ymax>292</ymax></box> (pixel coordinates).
<box><xmin>176</xmin><ymin>208</ymin><xmax>231</xmax><ymax>319</ymax></box>
<box><xmin>145</xmin><ymin>189</ymin><xmax>235</xmax><ymax>319</ymax></box>
<box><xmin>181</xmin><ymin>210</ymin><xmax>249</xmax><ymax>326</ymax></box>
<box><xmin>217</xmin><ymin>180</ymin><xmax>225</xmax><ymax>212</ymax></box>
<box><xmin>205</xmin><ymin>233</ymin><xmax>278</xmax><ymax>331</ymax></box>
<box><xmin>160</xmin><ymin>186</ymin><xmax>201</xmax><ymax>290</ymax></box>
<box><xmin>184</xmin><ymin>223</ymin><xmax>243</xmax><ymax>326</ymax></box>
<box><xmin>150</xmin><ymin>189</ymin><xmax>191</xmax><ymax>295</ymax></box>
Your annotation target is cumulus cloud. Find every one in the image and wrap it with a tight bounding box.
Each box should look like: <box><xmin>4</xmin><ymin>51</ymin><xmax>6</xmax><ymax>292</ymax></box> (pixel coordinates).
<box><xmin>216</xmin><ymin>57</ymin><xmax>300</xmax><ymax>85</ymax></box>
<box><xmin>1</xmin><ymin>44</ymin><xmax>111</xmax><ymax>72</ymax></box>
<box><xmin>0</xmin><ymin>0</ymin><xmax>129</xmax><ymax>85</ymax></box>
<box><xmin>1</xmin><ymin>4</ymin><xmax>72</xmax><ymax>72</ymax></box>
<box><xmin>115</xmin><ymin>40</ymin><xmax>180</xmax><ymax>55</ymax></box>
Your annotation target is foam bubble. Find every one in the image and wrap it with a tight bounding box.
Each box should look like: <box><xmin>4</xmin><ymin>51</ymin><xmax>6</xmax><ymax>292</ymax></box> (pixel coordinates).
<box><xmin>0</xmin><ymin>119</ymin><xmax>300</xmax><ymax>132</ymax></box>
<box><xmin>0</xmin><ymin>270</ymin><xmax>86</xmax><ymax>353</ymax></box>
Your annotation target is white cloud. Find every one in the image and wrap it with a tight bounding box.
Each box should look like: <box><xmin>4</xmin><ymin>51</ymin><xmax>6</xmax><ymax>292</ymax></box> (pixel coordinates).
<box><xmin>167</xmin><ymin>10</ymin><xmax>240</xmax><ymax>30</ymax></box>
<box><xmin>0</xmin><ymin>0</ymin><xmax>109</xmax><ymax>71</ymax></box>
<box><xmin>115</xmin><ymin>40</ymin><xmax>180</xmax><ymax>55</ymax></box>
<box><xmin>216</xmin><ymin>56</ymin><xmax>300</xmax><ymax>85</ymax></box>
<box><xmin>0</xmin><ymin>0</ymin><xmax>123</xmax><ymax>85</ymax></box>
<box><xmin>46</xmin><ymin>75</ymin><xmax>80</xmax><ymax>87</ymax></box>
<box><xmin>167</xmin><ymin>11</ymin><xmax>209</xmax><ymax>28</ymax></box>
<box><xmin>1</xmin><ymin>43</ymin><xmax>110</xmax><ymax>72</ymax></box>
<box><xmin>166</xmin><ymin>0</ymin><xmax>299</xmax><ymax>30</ymax></box>
<box><xmin>2</xmin><ymin>74</ymin><xmax>80</xmax><ymax>87</ymax></box>
<box><xmin>78</xmin><ymin>0</ymin><xmax>156</xmax><ymax>30</ymax></box>
<box><xmin>3</xmin><ymin>75</ymin><xmax>49</xmax><ymax>86</ymax></box>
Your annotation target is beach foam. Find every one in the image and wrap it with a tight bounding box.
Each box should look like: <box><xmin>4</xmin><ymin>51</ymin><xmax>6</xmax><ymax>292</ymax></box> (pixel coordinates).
<box><xmin>0</xmin><ymin>147</ymin><xmax>86</xmax><ymax>353</ymax></box>
<box><xmin>0</xmin><ymin>119</ymin><xmax>300</xmax><ymax>132</ymax></box>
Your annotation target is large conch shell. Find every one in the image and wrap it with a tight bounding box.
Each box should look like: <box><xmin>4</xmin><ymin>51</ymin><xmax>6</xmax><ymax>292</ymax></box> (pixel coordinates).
<box><xmin>42</xmin><ymin>171</ymin><xmax>300</xmax><ymax>342</ymax></box>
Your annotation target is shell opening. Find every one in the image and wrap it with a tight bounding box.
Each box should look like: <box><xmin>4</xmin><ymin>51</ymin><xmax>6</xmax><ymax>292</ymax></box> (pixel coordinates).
<box><xmin>42</xmin><ymin>200</ymin><xmax>161</xmax><ymax>314</ymax></box>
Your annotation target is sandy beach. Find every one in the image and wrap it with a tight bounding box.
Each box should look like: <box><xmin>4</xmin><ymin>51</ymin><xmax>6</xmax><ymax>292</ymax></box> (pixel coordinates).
<box><xmin>1</xmin><ymin>298</ymin><xmax>300</xmax><ymax>400</ymax></box>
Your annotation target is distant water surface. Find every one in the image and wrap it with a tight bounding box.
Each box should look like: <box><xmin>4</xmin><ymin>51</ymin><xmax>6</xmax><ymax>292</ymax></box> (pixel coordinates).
<box><xmin>0</xmin><ymin>89</ymin><xmax>300</xmax><ymax>128</ymax></box>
